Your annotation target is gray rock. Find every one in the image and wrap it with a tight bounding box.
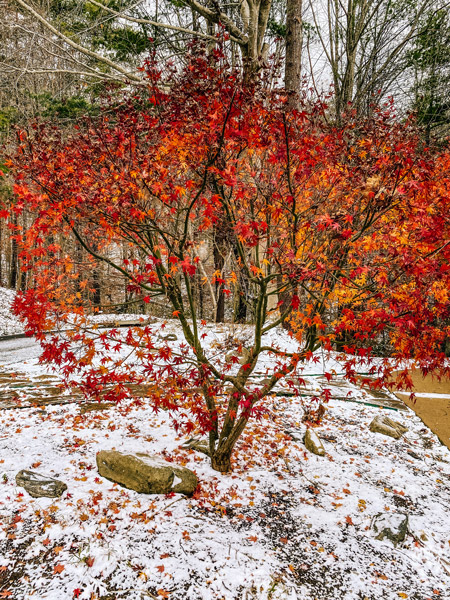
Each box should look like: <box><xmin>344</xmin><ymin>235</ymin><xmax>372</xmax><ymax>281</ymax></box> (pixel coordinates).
<box><xmin>16</xmin><ymin>470</ymin><xmax>67</xmax><ymax>498</ymax></box>
<box><xmin>369</xmin><ymin>415</ymin><xmax>408</xmax><ymax>439</ymax></box>
<box><xmin>159</xmin><ymin>333</ymin><xmax>177</xmax><ymax>342</ymax></box>
<box><xmin>304</xmin><ymin>428</ymin><xmax>326</xmax><ymax>456</ymax></box>
<box><xmin>183</xmin><ymin>438</ymin><xmax>211</xmax><ymax>456</ymax></box>
<box><xmin>96</xmin><ymin>450</ymin><xmax>197</xmax><ymax>495</ymax></box>
<box><xmin>225</xmin><ymin>351</ymin><xmax>236</xmax><ymax>364</ymax></box>
<box><xmin>372</xmin><ymin>512</ymin><xmax>409</xmax><ymax>546</ymax></box>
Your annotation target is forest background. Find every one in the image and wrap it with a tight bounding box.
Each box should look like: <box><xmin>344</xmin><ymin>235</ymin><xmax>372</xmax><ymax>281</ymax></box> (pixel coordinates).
<box><xmin>1</xmin><ymin>0</ymin><xmax>450</xmax><ymax>293</ymax></box>
<box><xmin>0</xmin><ymin>0</ymin><xmax>449</xmax><ymax>292</ymax></box>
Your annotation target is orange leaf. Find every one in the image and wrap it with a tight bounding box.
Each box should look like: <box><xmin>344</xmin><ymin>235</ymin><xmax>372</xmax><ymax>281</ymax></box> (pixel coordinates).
<box><xmin>156</xmin><ymin>565</ymin><xmax>165</xmax><ymax>573</ymax></box>
<box><xmin>345</xmin><ymin>516</ymin><xmax>354</xmax><ymax>526</ymax></box>
<box><xmin>53</xmin><ymin>564</ymin><xmax>64</xmax><ymax>574</ymax></box>
<box><xmin>248</xmin><ymin>535</ymin><xmax>258</xmax><ymax>542</ymax></box>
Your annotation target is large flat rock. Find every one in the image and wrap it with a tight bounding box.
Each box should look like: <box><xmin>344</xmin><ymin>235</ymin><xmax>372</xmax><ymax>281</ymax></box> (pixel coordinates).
<box><xmin>96</xmin><ymin>450</ymin><xmax>197</xmax><ymax>495</ymax></box>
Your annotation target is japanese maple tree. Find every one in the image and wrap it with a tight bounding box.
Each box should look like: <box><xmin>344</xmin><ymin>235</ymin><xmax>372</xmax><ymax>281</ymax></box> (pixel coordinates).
<box><xmin>4</xmin><ymin>49</ymin><xmax>450</xmax><ymax>472</ymax></box>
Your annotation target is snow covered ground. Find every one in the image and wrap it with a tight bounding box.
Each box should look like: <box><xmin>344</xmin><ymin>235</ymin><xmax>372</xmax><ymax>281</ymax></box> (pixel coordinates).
<box><xmin>0</xmin><ymin>383</ymin><xmax>449</xmax><ymax>600</ymax></box>
<box><xmin>0</xmin><ymin>292</ymin><xmax>449</xmax><ymax>599</ymax></box>
<box><xmin>0</xmin><ymin>287</ymin><xmax>23</xmax><ymax>337</ymax></box>
<box><xmin>0</xmin><ymin>286</ymin><xmax>150</xmax><ymax>338</ymax></box>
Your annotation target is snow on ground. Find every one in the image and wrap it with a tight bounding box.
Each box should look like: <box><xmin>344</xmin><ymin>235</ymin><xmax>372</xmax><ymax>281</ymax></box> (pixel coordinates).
<box><xmin>0</xmin><ymin>286</ymin><xmax>150</xmax><ymax>338</ymax></box>
<box><xmin>0</xmin><ymin>287</ymin><xmax>23</xmax><ymax>337</ymax></box>
<box><xmin>0</xmin><ymin>310</ymin><xmax>449</xmax><ymax>599</ymax></box>
<box><xmin>0</xmin><ymin>386</ymin><xmax>449</xmax><ymax>600</ymax></box>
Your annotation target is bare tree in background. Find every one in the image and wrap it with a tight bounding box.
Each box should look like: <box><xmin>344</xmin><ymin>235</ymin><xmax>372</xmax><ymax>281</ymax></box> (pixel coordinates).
<box><xmin>305</xmin><ymin>0</ymin><xmax>448</xmax><ymax>119</ymax></box>
<box><xmin>2</xmin><ymin>0</ymin><xmax>277</xmax><ymax>85</ymax></box>
<box><xmin>285</xmin><ymin>0</ymin><xmax>302</xmax><ymax>105</ymax></box>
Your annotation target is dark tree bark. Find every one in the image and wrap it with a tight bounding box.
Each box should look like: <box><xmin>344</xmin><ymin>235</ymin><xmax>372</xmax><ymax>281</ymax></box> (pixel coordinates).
<box><xmin>8</xmin><ymin>213</ymin><xmax>18</xmax><ymax>289</ymax></box>
<box><xmin>213</xmin><ymin>223</ymin><xmax>227</xmax><ymax>322</ymax></box>
<box><xmin>285</xmin><ymin>0</ymin><xmax>303</xmax><ymax>107</ymax></box>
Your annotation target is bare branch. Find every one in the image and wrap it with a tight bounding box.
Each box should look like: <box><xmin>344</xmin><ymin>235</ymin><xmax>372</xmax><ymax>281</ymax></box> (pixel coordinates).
<box><xmin>183</xmin><ymin>0</ymin><xmax>248</xmax><ymax>46</ymax></box>
<box><xmin>88</xmin><ymin>0</ymin><xmax>219</xmax><ymax>43</ymax></box>
<box><xmin>13</xmin><ymin>0</ymin><xmax>142</xmax><ymax>82</ymax></box>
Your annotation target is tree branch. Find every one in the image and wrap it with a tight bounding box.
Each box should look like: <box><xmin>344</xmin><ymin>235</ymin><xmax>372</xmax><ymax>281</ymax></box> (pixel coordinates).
<box><xmin>88</xmin><ymin>0</ymin><xmax>219</xmax><ymax>43</ymax></box>
<box><xmin>183</xmin><ymin>0</ymin><xmax>248</xmax><ymax>46</ymax></box>
<box><xmin>13</xmin><ymin>0</ymin><xmax>142</xmax><ymax>82</ymax></box>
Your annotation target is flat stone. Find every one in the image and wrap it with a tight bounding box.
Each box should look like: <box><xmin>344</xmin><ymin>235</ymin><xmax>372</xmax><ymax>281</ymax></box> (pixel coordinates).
<box><xmin>284</xmin><ymin>428</ymin><xmax>304</xmax><ymax>442</ymax></box>
<box><xmin>304</xmin><ymin>428</ymin><xmax>326</xmax><ymax>456</ymax></box>
<box><xmin>183</xmin><ymin>438</ymin><xmax>211</xmax><ymax>456</ymax></box>
<box><xmin>159</xmin><ymin>333</ymin><xmax>177</xmax><ymax>342</ymax></box>
<box><xmin>369</xmin><ymin>415</ymin><xmax>408</xmax><ymax>439</ymax></box>
<box><xmin>96</xmin><ymin>450</ymin><xmax>197</xmax><ymax>495</ymax></box>
<box><xmin>372</xmin><ymin>512</ymin><xmax>409</xmax><ymax>546</ymax></box>
<box><xmin>16</xmin><ymin>470</ymin><xmax>67</xmax><ymax>498</ymax></box>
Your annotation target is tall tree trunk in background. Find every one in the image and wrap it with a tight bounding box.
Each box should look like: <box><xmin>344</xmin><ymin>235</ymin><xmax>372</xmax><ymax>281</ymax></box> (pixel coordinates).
<box><xmin>213</xmin><ymin>223</ymin><xmax>226</xmax><ymax>323</ymax></box>
<box><xmin>0</xmin><ymin>219</ymin><xmax>3</xmax><ymax>286</ymax></box>
<box><xmin>241</xmin><ymin>0</ymin><xmax>271</xmax><ymax>82</ymax></box>
<box><xmin>92</xmin><ymin>267</ymin><xmax>101</xmax><ymax>306</ymax></box>
<box><xmin>8</xmin><ymin>214</ymin><xmax>18</xmax><ymax>289</ymax></box>
<box><xmin>285</xmin><ymin>0</ymin><xmax>303</xmax><ymax>107</ymax></box>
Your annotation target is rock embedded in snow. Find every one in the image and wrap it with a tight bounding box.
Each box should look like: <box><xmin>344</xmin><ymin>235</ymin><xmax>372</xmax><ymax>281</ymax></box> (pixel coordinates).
<box><xmin>369</xmin><ymin>415</ymin><xmax>408</xmax><ymax>439</ymax></box>
<box><xmin>15</xmin><ymin>470</ymin><xmax>67</xmax><ymax>498</ymax></box>
<box><xmin>159</xmin><ymin>333</ymin><xmax>178</xmax><ymax>342</ymax></box>
<box><xmin>285</xmin><ymin>428</ymin><xmax>304</xmax><ymax>442</ymax></box>
<box><xmin>372</xmin><ymin>512</ymin><xmax>409</xmax><ymax>546</ymax></box>
<box><xmin>96</xmin><ymin>450</ymin><xmax>197</xmax><ymax>495</ymax></box>
<box><xmin>183</xmin><ymin>438</ymin><xmax>210</xmax><ymax>456</ymax></box>
<box><xmin>304</xmin><ymin>428</ymin><xmax>326</xmax><ymax>456</ymax></box>
<box><xmin>225</xmin><ymin>351</ymin><xmax>236</xmax><ymax>364</ymax></box>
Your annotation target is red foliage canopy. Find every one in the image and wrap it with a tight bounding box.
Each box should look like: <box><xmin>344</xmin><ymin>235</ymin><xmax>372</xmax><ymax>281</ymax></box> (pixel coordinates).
<box><xmin>3</xmin><ymin>50</ymin><xmax>450</xmax><ymax>470</ymax></box>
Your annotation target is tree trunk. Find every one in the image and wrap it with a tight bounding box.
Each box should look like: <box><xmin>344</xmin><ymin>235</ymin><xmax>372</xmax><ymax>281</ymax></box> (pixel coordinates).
<box><xmin>213</xmin><ymin>224</ymin><xmax>226</xmax><ymax>322</ymax></box>
<box><xmin>234</xmin><ymin>274</ymin><xmax>248</xmax><ymax>323</ymax></box>
<box><xmin>211</xmin><ymin>447</ymin><xmax>232</xmax><ymax>472</ymax></box>
<box><xmin>92</xmin><ymin>267</ymin><xmax>101</xmax><ymax>306</ymax></box>
<box><xmin>242</xmin><ymin>0</ymin><xmax>272</xmax><ymax>84</ymax></box>
<box><xmin>8</xmin><ymin>214</ymin><xmax>18</xmax><ymax>289</ymax></box>
<box><xmin>277</xmin><ymin>273</ymin><xmax>295</xmax><ymax>330</ymax></box>
<box><xmin>285</xmin><ymin>0</ymin><xmax>303</xmax><ymax>108</ymax></box>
